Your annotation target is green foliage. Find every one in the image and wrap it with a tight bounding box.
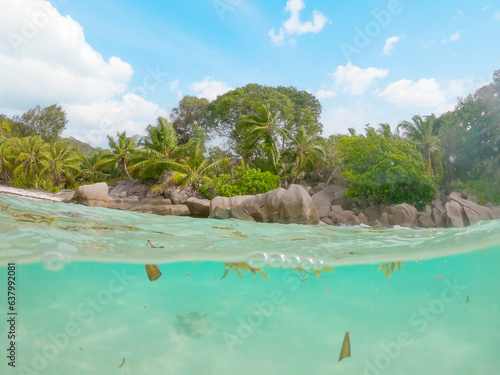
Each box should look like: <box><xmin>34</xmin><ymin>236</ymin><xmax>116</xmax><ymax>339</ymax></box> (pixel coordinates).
<box><xmin>451</xmin><ymin>178</ymin><xmax>500</xmax><ymax>206</ymax></box>
<box><xmin>170</xmin><ymin>96</ymin><xmax>210</xmax><ymax>143</ymax></box>
<box><xmin>200</xmin><ymin>161</ymin><xmax>280</xmax><ymax>199</ymax></box>
<box><xmin>338</xmin><ymin>127</ymin><xmax>437</xmax><ymax>209</ymax></box>
<box><xmin>12</xmin><ymin>104</ymin><xmax>67</xmax><ymax>141</ymax></box>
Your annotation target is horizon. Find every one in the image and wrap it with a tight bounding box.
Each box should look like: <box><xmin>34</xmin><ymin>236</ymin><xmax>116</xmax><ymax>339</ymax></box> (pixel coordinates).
<box><xmin>0</xmin><ymin>0</ymin><xmax>499</xmax><ymax>147</ymax></box>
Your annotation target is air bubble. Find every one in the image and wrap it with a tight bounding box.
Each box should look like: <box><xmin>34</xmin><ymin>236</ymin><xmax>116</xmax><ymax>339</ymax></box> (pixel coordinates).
<box><xmin>267</xmin><ymin>253</ymin><xmax>286</xmax><ymax>268</ymax></box>
<box><xmin>41</xmin><ymin>251</ymin><xmax>69</xmax><ymax>271</ymax></box>
<box><xmin>312</xmin><ymin>259</ymin><xmax>325</xmax><ymax>271</ymax></box>
<box><xmin>286</xmin><ymin>255</ymin><xmax>301</xmax><ymax>268</ymax></box>
<box><xmin>300</xmin><ymin>257</ymin><xmax>315</xmax><ymax>270</ymax></box>
<box><xmin>247</xmin><ymin>252</ymin><xmax>268</xmax><ymax>269</ymax></box>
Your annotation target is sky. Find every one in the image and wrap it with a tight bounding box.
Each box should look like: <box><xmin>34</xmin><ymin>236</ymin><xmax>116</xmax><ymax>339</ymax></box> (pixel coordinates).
<box><xmin>0</xmin><ymin>0</ymin><xmax>499</xmax><ymax>147</ymax></box>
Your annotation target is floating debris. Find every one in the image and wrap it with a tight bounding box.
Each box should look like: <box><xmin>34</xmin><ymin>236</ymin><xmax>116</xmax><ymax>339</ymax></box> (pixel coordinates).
<box><xmin>435</xmin><ymin>275</ymin><xmax>444</xmax><ymax>278</ymax></box>
<box><xmin>212</xmin><ymin>226</ymin><xmax>234</xmax><ymax>230</ymax></box>
<box><xmin>379</xmin><ymin>262</ymin><xmax>402</xmax><ymax>278</ymax></box>
<box><xmin>338</xmin><ymin>331</ymin><xmax>351</xmax><ymax>362</ymax></box>
<box><xmin>145</xmin><ymin>264</ymin><xmax>162</xmax><ymax>281</ymax></box>
<box><xmin>221</xmin><ymin>262</ymin><xmax>269</xmax><ymax>280</ymax></box>
<box><xmin>292</xmin><ymin>238</ymin><xmax>306</xmax><ymax>241</ymax></box>
<box><xmin>117</xmin><ymin>358</ymin><xmax>125</xmax><ymax>368</ymax></box>
<box><xmin>466</xmin><ymin>296</ymin><xmax>470</xmax><ymax>303</ymax></box>
<box><xmin>146</xmin><ymin>240</ymin><xmax>164</xmax><ymax>248</ymax></box>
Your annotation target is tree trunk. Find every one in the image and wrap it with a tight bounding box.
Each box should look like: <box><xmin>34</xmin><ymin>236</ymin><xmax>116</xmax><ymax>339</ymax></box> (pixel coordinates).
<box><xmin>123</xmin><ymin>160</ymin><xmax>133</xmax><ymax>180</ymax></box>
<box><xmin>325</xmin><ymin>166</ymin><xmax>340</xmax><ymax>186</ymax></box>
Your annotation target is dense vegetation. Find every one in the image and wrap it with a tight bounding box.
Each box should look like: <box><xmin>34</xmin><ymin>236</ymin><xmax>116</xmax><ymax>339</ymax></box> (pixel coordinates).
<box><xmin>0</xmin><ymin>70</ymin><xmax>499</xmax><ymax>206</ymax></box>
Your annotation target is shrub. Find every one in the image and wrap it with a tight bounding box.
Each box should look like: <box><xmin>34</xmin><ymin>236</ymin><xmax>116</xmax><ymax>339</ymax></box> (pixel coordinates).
<box><xmin>200</xmin><ymin>161</ymin><xmax>280</xmax><ymax>199</ymax></box>
<box><xmin>338</xmin><ymin>128</ymin><xmax>437</xmax><ymax>210</ymax></box>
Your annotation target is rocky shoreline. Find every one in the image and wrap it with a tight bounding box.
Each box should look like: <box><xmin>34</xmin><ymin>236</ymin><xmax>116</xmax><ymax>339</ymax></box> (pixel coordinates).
<box><xmin>2</xmin><ymin>181</ymin><xmax>500</xmax><ymax>228</ymax></box>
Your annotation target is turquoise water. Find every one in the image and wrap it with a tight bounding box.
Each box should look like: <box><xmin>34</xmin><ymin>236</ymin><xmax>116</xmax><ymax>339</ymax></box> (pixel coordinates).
<box><xmin>0</xmin><ymin>193</ymin><xmax>499</xmax><ymax>374</ymax></box>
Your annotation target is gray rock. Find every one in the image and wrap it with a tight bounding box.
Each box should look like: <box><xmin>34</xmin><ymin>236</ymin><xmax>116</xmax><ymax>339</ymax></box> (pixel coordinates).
<box><xmin>417</xmin><ymin>212</ymin><xmax>435</xmax><ymax>228</ymax></box>
<box><xmin>357</xmin><ymin>212</ymin><xmax>369</xmax><ymax>225</ymax></box>
<box><xmin>312</xmin><ymin>185</ymin><xmax>337</xmax><ymax>208</ymax></box>
<box><xmin>321</xmin><ymin>217</ymin><xmax>334</xmax><ymax>226</ymax></box>
<box><xmin>327</xmin><ymin>211</ymin><xmax>346</xmax><ymax>225</ymax></box>
<box><xmin>229</xmin><ymin>207</ymin><xmax>256</xmax><ymax>222</ymax></box>
<box><xmin>107</xmin><ymin>198</ymin><xmax>190</xmax><ymax>216</ymax></box>
<box><xmin>210</xmin><ymin>195</ymin><xmax>254</xmax><ymax>214</ymax></box>
<box><xmin>448</xmin><ymin>192</ymin><xmax>495</xmax><ymax>223</ymax></box>
<box><xmin>238</xmin><ymin>184</ymin><xmax>319</xmax><ymax>225</ymax></box>
<box><xmin>318</xmin><ymin>205</ymin><xmax>330</xmax><ymax>218</ymax></box>
<box><xmin>339</xmin><ymin>210</ymin><xmax>360</xmax><ymax>225</ymax></box>
<box><xmin>330</xmin><ymin>205</ymin><xmax>344</xmax><ymax>214</ymax></box>
<box><xmin>185</xmin><ymin>197</ymin><xmax>211</xmax><ymax>217</ymax></box>
<box><xmin>71</xmin><ymin>182</ymin><xmax>108</xmax><ymax>208</ymax></box>
<box><xmin>432</xmin><ymin>207</ymin><xmax>444</xmax><ymax>227</ymax></box>
<box><xmin>380</xmin><ymin>212</ymin><xmax>391</xmax><ymax>226</ymax></box>
<box><xmin>208</xmin><ymin>206</ymin><xmax>231</xmax><ymax>220</ymax></box>
<box><xmin>364</xmin><ymin>205</ymin><xmax>381</xmax><ymax>222</ymax></box>
<box><xmin>462</xmin><ymin>206</ymin><xmax>482</xmax><ymax>225</ymax></box>
<box><xmin>445</xmin><ymin>201</ymin><xmax>464</xmax><ymax>228</ymax></box>
<box><xmin>391</xmin><ymin>203</ymin><xmax>418</xmax><ymax>227</ymax></box>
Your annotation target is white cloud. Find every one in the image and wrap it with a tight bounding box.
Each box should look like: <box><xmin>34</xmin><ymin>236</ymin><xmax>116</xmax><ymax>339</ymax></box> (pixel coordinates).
<box><xmin>269</xmin><ymin>0</ymin><xmax>330</xmax><ymax>46</ymax></box>
<box><xmin>481</xmin><ymin>5</ymin><xmax>490</xmax><ymax>11</ymax></box>
<box><xmin>454</xmin><ymin>10</ymin><xmax>464</xmax><ymax>19</ymax></box>
<box><xmin>316</xmin><ymin>89</ymin><xmax>337</xmax><ymax>100</ymax></box>
<box><xmin>441</xmin><ymin>31</ymin><xmax>461</xmax><ymax>43</ymax></box>
<box><xmin>381</xmin><ymin>35</ymin><xmax>402</xmax><ymax>56</ymax></box>
<box><xmin>320</xmin><ymin>106</ymin><xmax>370</xmax><ymax>135</ymax></box>
<box><xmin>495</xmin><ymin>12</ymin><xmax>500</xmax><ymax>20</ymax></box>
<box><xmin>329</xmin><ymin>63</ymin><xmax>389</xmax><ymax>96</ymax></box>
<box><xmin>190</xmin><ymin>77</ymin><xmax>232</xmax><ymax>101</ymax></box>
<box><xmin>379</xmin><ymin>78</ymin><xmax>447</xmax><ymax>108</ymax></box>
<box><xmin>0</xmin><ymin>0</ymin><xmax>168</xmax><ymax>147</ymax></box>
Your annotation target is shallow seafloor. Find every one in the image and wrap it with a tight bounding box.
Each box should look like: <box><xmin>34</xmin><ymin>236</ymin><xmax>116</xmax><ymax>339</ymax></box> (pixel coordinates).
<box><xmin>0</xmin><ymin>193</ymin><xmax>499</xmax><ymax>375</ymax></box>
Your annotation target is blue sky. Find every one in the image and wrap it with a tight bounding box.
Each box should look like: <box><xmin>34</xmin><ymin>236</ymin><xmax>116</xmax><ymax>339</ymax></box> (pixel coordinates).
<box><xmin>0</xmin><ymin>0</ymin><xmax>499</xmax><ymax>146</ymax></box>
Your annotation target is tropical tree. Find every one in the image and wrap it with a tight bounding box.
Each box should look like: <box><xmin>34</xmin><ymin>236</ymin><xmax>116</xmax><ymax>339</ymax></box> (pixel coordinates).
<box><xmin>156</xmin><ymin>136</ymin><xmax>227</xmax><ymax>193</ymax></box>
<box><xmin>79</xmin><ymin>150</ymin><xmax>112</xmax><ymax>183</ymax></box>
<box><xmin>40</xmin><ymin>142</ymin><xmax>81</xmax><ymax>191</ymax></box>
<box><xmin>0</xmin><ymin>137</ymin><xmax>16</xmax><ymax>183</ymax></box>
<box><xmin>132</xmin><ymin>118</ymin><xmax>185</xmax><ymax>179</ymax></box>
<box><xmin>12</xmin><ymin>104</ymin><xmax>67</xmax><ymax>141</ymax></box>
<box><xmin>398</xmin><ymin>115</ymin><xmax>443</xmax><ymax>176</ymax></box>
<box><xmin>237</xmin><ymin>103</ymin><xmax>290</xmax><ymax>165</ymax></box>
<box><xmin>13</xmin><ymin>136</ymin><xmax>49</xmax><ymax>188</ymax></box>
<box><xmin>286</xmin><ymin>126</ymin><xmax>325</xmax><ymax>184</ymax></box>
<box><xmin>100</xmin><ymin>131</ymin><xmax>138</xmax><ymax>180</ymax></box>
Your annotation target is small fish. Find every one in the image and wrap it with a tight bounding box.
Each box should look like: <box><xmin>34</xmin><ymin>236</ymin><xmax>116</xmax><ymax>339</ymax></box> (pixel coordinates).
<box><xmin>435</xmin><ymin>275</ymin><xmax>444</xmax><ymax>278</ymax></box>
<box><xmin>466</xmin><ymin>296</ymin><xmax>470</xmax><ymax>303</ymax></box>
<box><xmin>145</xmin><ymin>264</ymin><xmax>162</xmax><ymax>281</ymax></box>
<box><xmin>338</xmin><ymin>331</ymin><xmax>351</xmax><ymax>362</ymax></box>
<box><xmin>185</xmin><ymin>273</ymin><xmax>191</xmax><ymax>277</ymax></box>
<box><xmin>117</xmin><ymin>358</ymin><xmax>125</xmax><ymax>368</ymax></box>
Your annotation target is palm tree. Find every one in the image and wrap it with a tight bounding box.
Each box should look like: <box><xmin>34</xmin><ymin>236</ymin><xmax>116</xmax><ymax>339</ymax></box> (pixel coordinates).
<box><xmin>155</xmin><ymin>137</ymin><xmax>227</xmax><ymax>193</ymax></box>
<box><xmin>132</xmin><ymin>118</ymin><xmax>185</xmax><ymax>179</ymax></box>
<box><xmin>99</xmin><ymin>131</ymin><xmax>137</xmax><ymax>180</ymax></box>
<box><xmin>13</xmin><ymin>136</ymin><xmax>49</xmax><ymax>188</ymax></box>
<box><xmin>40</xmin><ymin>142</ymin><xmax>81</xmax><ymax>191</ymax></box>
<box><xmin>398</xmin><ymin>115</ymin><xmax>443</xmax><ymax>176</ymax></box>
<box><xmin>1</xmin><ymin>120</ymin><xmax>10</xmax><ymax>135</ymax></box>
<box><xmin>376</xmin><ymin>123</ymin><xmax>400</xmax><ymax>138</ymax></box>
<box><xmin>80</xmin><ymin>150</ymin><xmax>112</xmax><ymax>183</ymax></box>
<box><xmin>237</xmin><ymin>103</ymin><xmax>290</xmax><ymax>163</ymax></box>
<box><xmin>286</xmin><ymin>126</ymin><xmax>325</xmax><ymax>184</ymax></box>
<box><xmin>0</xmin><ymin>137</ymin><xmax>16</xmax><ymax>183</ymax></box>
